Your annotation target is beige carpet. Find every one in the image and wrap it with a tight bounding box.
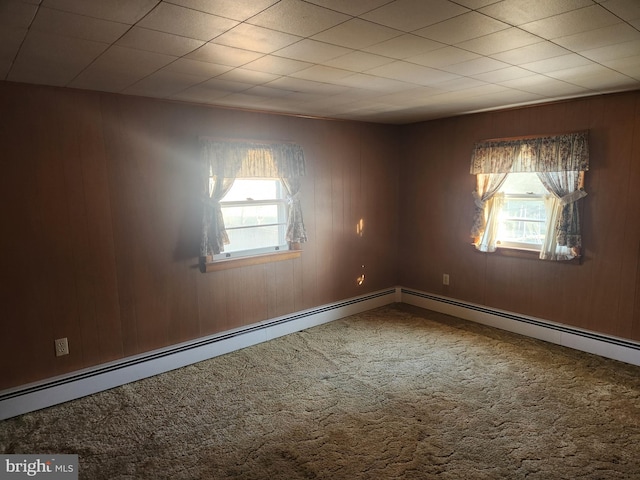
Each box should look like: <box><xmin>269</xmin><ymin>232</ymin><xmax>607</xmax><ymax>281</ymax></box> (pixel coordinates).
<box><xmin>1</xmin><ymin>304</ymin><xmax>640</xmax><ymax>479</ymax></box>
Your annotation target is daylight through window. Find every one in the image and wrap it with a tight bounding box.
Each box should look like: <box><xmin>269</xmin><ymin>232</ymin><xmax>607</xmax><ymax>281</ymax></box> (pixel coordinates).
<box><xmin>470</xmin><ymin>131</ymin><xmax>589</xmax><ymax>261</ymax></box>
<box><xmin>216</xmin><ymin>178</ymin><xmax>288</xmax><ymax>259</ymax></box>
<box><xmin>496</xmin><ymin>173</ymin><xmax>548</xmax><ymax>251</ymax></box>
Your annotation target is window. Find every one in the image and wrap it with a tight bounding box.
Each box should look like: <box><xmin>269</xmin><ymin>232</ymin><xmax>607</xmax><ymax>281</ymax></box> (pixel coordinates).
<box><xmin>199</xmin><ymin>139</ymin><xmax>307</xmax><ymax>271</ymax></box>
<box><xmin>469</xmin><ymin>131</ymin><xmax>589</xmax><ymax>261</ymax></box>
<box><xmin>496</xmin><ymin>173</ymin><xmax>548</xmax><ymax>251</ymax></box>
<box><xmin>214</xmin><ymin>178</ymin><xmax>288</xmax><ymax>259</ymax></box>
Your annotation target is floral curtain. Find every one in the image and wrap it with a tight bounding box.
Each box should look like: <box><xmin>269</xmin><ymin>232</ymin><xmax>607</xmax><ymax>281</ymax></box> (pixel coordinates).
<box><xmin>537</xmin><ymin>170</ymin><xmax>586</xmax><ymax>260</ymax></box>
<box><xmin>200</xmin><ymin>140</ymin><xmax>307</xmax><ymax>260</ymax></box>
<box><xmin>470</xmin><ymin>131</ymin><xmax>589</xmax><ymax>260</ymax></box>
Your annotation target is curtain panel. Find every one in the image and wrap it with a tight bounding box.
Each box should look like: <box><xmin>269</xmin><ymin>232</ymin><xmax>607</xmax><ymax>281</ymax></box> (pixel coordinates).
<box><xmin>470</xmin><ymin>131</ymin><xmax>589</xmax><ymax>260</ymax></box>
<box><xmin>200</xmin><ymin>140</ymin><xmax>307</xmax><ymax>259</ymax></box>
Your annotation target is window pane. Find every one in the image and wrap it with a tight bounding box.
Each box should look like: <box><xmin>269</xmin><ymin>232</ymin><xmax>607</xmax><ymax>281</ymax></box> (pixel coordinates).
<box><xmin>498</xmin><ymin>220</ymin><xmax>546</xmax><ymax>245</ymax></box>
<box><xmin>502</xmin><ymin>198</ymin><xmax>546</xmax><ymax>220</ymax></box>
<box><xmin>222</xmin><ymin>204</ymin><xmax>280</xmax><ymax>228</ymax></box>
<box><xmin>500</xmin><ymin>172</ymin><xmax>547</xmax><ymax>194</ymax></box>
<box><xmin>223</xmin><ymin>179</ymin><xmax>282</xmax><ymax>201</ymax></box>
<box><xmin>225</xmin><ymin>225</ymin><xmax>284</xmax><ymax>252</ymax></box>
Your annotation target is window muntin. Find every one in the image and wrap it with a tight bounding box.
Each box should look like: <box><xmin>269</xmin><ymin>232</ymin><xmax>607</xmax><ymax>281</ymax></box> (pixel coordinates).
<box><xmin>215</xmin><ymin>179</ymin><xmax>288</xmax><ymax>259</ymax></box>
<box><xmin>496</xmin><ymin>173</ymin><xmax>548</xmax><ymax>251</ymax></box>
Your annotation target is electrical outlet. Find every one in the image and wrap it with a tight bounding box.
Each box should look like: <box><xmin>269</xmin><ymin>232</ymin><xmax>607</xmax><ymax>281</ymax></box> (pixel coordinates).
<box><xmin>55</xmin><ymin>337</ymin><xmax>69</xmax><ymax>357</ymax></box>
<box><xmin>443</xmin><ymin>273</ymin><xmax>450</xmax><ymax>286</ymax></box>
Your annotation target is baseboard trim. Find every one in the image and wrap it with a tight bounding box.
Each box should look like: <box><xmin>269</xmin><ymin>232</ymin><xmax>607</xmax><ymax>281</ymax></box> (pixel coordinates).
<box><xmin>3</xmin><ymin>287</ymin><xmax>638</xmax><ymax>420</ymax></box>
<box><xmin>401</xmin><ymin>288</ymin><xmax>640</xmax><ymax>367</ymax></box>
<box><xmin>0</xmin><ymin>288</ymin><xmax>399</xmax><ymax>420</ymax></box>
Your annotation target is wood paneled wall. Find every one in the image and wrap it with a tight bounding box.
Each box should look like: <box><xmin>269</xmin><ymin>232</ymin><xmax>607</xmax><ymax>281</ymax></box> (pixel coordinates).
<box><xmin>0</xmin><ymin>82</ymin><xmax>399</xmax><ymax>390</ymax></box>
<box><xmin>2</xmin><ymin>81</ymin><xmax>638</xmax><ymax>391</ymax></box>
<box><xmin>399</xmin><ymin>91</ymin><xmax>640</xmax><ymax>342</ymax></box>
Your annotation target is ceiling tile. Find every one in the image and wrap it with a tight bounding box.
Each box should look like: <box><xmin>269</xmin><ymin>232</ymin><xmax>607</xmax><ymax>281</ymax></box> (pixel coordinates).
<box><xmin>215</xmin><ymin>68</ymin><xmax>280</xmax><ymax>85</ymax></box>
<box><xmin>414</xmin><ymin>11</ymin><xmax>509</xmax><ymax>44</ymax></box>
<box><xmin>212</xmin><ymin>24</ymin><xmax>301</xmax><ymax>54</ymax></box>
<box><xmin>8</xmin><ymin>30</ymin><xmax>108</xmax><ymax>85</ymax></box>
<box><xmin>363</xmin><ymin>34</ymin><xmax>445</xmax><ymax>59</ymax></box>
<box><xmin>366</xmin><ymin>61</ymin><xmax>461</xmax><ymax>86</ymax></box>
<box><xmin>479</xmin><ymin>0</ymin><xmax>593</xmax><ymax>25</ymax></box>
<box><xmin>454</xmin><ymin>0</ymin><xmax>510</xmax><ymax>8</ymax></box>
<box><xmin>247</xmin><ymin>0</ymin><xmax>349</xmax><ymax>37</ymax></box>
<box><xmin>116</xmin><ymin>27</ymin><xmax>205</xmax><ymax>57</ymax></box>
<box><xmin>290</xmin><ymin>65</ymin><xmax>353</xmax><ymax>82</ymax></box>
<box><xmin>70</xmin><ymin>45</ymin><xmax>176</xmax><ymax>92</ymax></box>
<box><xmin>491</xmin><ymin>41</ymin><xmax>570</xmax><ymax>65</ymax></box>
<box><xmin>123</xmin><ymin>69</ymin><xmax>208</xmax><ymax>98</ymax></box>
<box><xmin>323</xmin><ymin>51</ymin><xmax>394</xmax><ymax>72</ymax></box>
<box><xmin>442</xmin><ymin>57</ymin><xmax>511</xmax><ymax>75</ymax></box>
<box><xmin>312</xmin><ymin>19</ymin><xmax>402</xmax><ymax>50</ymax></box>
<box><xmin>185</xmin><ymin>43</ymin><xmax>264</xmax><ymax>67</ymax></box>
<box><xmin>163</xmin><ymin>58</ymin><xmax>233</xmax><ymax>77</ymax></box>
<box><xmin>31</xmin><ymin>7</ymin><xmax>129</xmax><ymax>43</ymax></box>
<box><xmin>407</xmin><ymin>46</ymin><xmax>480</xmax><ymax>68</ymax></box>
<box><xmin>243</xmin><ymin>85</ymin><xmax>297</xmax><ymax>99</ymax></box>
<box><xmin>521</xmin><ymin>4</ymin><xmax>620</xmax><ymax>39</ymax></box>
<box><xmin>196</xmin><ymin>76</ymin><xmax>255</xmax><ymax>93</ymax></box>
<box><xmin>0</xmin><ymin>26</ymin><xmax>27</xmax><ymax>78</ymax></box>
<box><xmin>265</xmin><ymin>76</ymin><xmax>348</xmax><ymax>95</ymax></box>
<box><xmin>456</xmin><ymin>28</ymin><xmax>542</xmax><ymax>55</ymax></box>
<box><xmin>274</xmin><ymin>39</ymin><xmax>350</xmax><ymax>63</ymax></box>
<box><xmin>303</xmin><ymin>0</ymin><xmax>392</xmax><ymax>16</ymax></box>
<box><xmin>545</xmin><ymin>63</ymin><xmax>637</xmax><ymax>90</ymax></box>
<box><xmin>428</xmin><ymin>76</ymin><xmax>488</xmax><ymax>92</ymax></box>
<box><xmin>472</xmin><ymin>66</ymin><xmax>535</xmax><ymax>82</ymax></box>
<box><xmin>334</xmin><ymin>73</ymin><xmax>415</xmax><ymax>93</ymax></box>
<box><xmin>4</xmin><ymin>0</ymin><xmax>640</xmax><ymax>124</ymax></box>
<box><xmin>554</xmin><ymin>23</ymin><xmax>640</xmax><ymax>52</ymax></box>
<box><xmin>136</xmin><ymin>3</ymin><xmax>238</xmax><ymax>41</ymax></box>
<box><xmin>166</xmin><ymin>0</ymin><xmax>280</xmax><ymax>21</ymax></box>
<box><xmin>519</xmin><ymin>53</ymin><xmax>593</xmax><ymax>73</ymax></box>
<box><xmin>601</xmin><ymin>55</ymin><xmax>640</xmax><ymax>80</ymax></box>
<box><xmin>500</xmin><ymin>75</ymin><xmax>590</xmax><ymax>96</ymax></box>
<box><xmin>242</xmin><ymin>55</ymin><xmax>312</xmax><ymax>75</ymax></box>
<box><xmin>599</xmin><ymin>0</ymin><xmax>640</xmax><ymax>22</ymax></box>
<box><xmin>581</xmin><ymin>39</ymin><xmax>640</xmax><ymax>62</ymax></box>
<box><xmin>42</xmin><ymin>0</ymin><xmax>157</xmax><ymax>24</ymax></box>
<box><xmin>361</xmin><ymin>0</ymin><xmax>469</xmax><ymax>32</ymax></box>
<box><xmin>0</xmin><ymin>0</ymin><xmax>38</xmax><ymax>28</ymax></box>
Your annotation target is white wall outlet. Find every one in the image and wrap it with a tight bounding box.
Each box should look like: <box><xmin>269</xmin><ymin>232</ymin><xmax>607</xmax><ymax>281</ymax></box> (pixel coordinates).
<box><xmin>442</xmin><ymin>273</ymin><xmax>450</xmax><ymax>286</ymax></box>
<box><xmin>55</xmin><ymin>337</ymin><xmax>69</xmax><ymax>357</ymax></box>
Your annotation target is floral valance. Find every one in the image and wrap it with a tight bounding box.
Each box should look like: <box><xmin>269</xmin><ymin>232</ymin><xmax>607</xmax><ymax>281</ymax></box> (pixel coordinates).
<box><xmin>470</xmin><ymin>131</ymin><xmax>589</xmax><ymax>174</ymax></box>
<box><xmin>202</xmin><ymin>140</ymin><xmax>306</xmax><ymax>178</ymax></box>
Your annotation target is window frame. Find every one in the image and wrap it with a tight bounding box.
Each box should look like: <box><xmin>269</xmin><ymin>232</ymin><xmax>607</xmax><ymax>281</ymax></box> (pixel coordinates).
<box><xmin>212</xmin><ymin>177</ymin><xmax>290</xmax><ymax>261</ymax></box>
<box><xmin>495</xmin><ymin>191</ymin><xmax>548</xmax><ymax>252</ymax></box>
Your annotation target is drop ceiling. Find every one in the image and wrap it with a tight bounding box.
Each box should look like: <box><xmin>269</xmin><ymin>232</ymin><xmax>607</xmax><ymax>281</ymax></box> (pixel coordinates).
<box><xmin>2</xmin><ymin>0</ymin><xmax>640</xmax><ymax>124</ymax></box>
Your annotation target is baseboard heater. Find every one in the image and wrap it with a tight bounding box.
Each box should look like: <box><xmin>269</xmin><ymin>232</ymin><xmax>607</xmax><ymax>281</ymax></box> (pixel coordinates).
<box><xmin>401</xmin><ymin>288</ymin><xmax>640</xmax><ymax>367</ymax></box>
<box><xmin>0</xmin><ymin>288</ymin><xmax>399</xmax><ymax>420</ymax></box>
<box><xmin>3</xmin><ymin>287</ymin><xmax>638</xmax><ymax>420</ymax></box>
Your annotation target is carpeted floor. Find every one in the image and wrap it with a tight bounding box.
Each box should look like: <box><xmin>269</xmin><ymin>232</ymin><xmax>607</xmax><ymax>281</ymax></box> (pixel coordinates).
<box><xmin>1</xmin><ymin>304</ymin><xmax>639</xmax><ymax>479</ymax></box>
